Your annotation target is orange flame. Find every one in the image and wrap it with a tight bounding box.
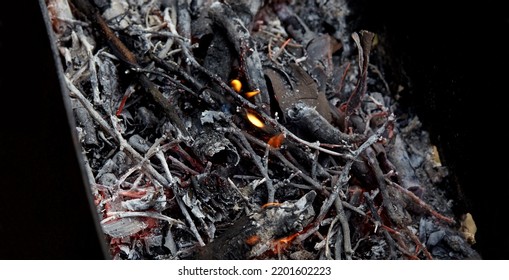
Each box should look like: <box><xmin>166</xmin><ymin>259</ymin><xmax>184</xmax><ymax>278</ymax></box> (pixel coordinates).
<box><xmin>267</xmin><ymin>133</ymin><xmax>285</xmax><ymax>148</ymax></box>
<box><xmin>272</xmin><ymin>232</ymin><xmax>300</xmax><ymax>254</ymax></box>
<box><xmin>230</xmin><ymin>79</ymin><xmax>242</xmax><ymax>93</ymax></box>
<box><xmin>245</xmin><ymin>90</ymin><xmax>260</xmax><ymax>98</ymax></box>
<box><xmin>246</xmin><ymin>112</ymin><xmax>265</xmax><ymax>128</ymax></box>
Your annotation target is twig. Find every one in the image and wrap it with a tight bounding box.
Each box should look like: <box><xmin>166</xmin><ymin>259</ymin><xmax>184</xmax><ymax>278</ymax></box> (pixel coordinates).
<box><xmin>365</xmin><ymin>145</ymin><xmax>410</xmax><ymax>227</ymax></box>
<box><xmin>369</xmin><ymin>63</ymin><xmax>392</xmax><ymax>95</ymax></box>
<box><xmin>379</xmin><ymin>224</ymin><xmax>418</xmax><ymax>259</ymax></box>
<box><xmin>165</xmin><ymin>228</ymin><xmax>179</xmax><ymax>257</ymax></box>
<box><xmin>240</xmin><ymin>131</ymin><xmax>322</xmax><ymax>190</ymax></box>
<box><xmin>166</xmin><ymin>143</ymin><xmax>205</xmax><ymax>173</ymax></box>
<box><xmin>227</xmin><ymin>178</ymin><xmax>256</xmax><ymax>211</ymax></box>
<box><xmin>271</xmin><ymin>38</ymin><xmax>292</xmax><ymax>62</ymax></box>
<box><xmin>325</xmin><ymin>215</ymin><xmax>340</xmax><ymax>260</ymax></box>
<box><xmin>76</xmin><ymin>25</ymin><xmax>101</xmax><ymax>105</ymax></box>
<box><xmin>232</xmin><ymin>126</ymin><xmax>275</xmax><ymax>203</ymax></box>
<box><xmin>102</xmin><ymin>211</ymin><xmax>185</xmax><ymax>228</ymax></box>
<box><xmin>155</xmin><ymin>150</ymin><xmax>174</xmax><ymax>183</ymax></box>
<box><xmin>363</xmin><ymin>192</ymin><xmax>398</xmax><ymax>259</ymax></box>
<box><xmin>341</xmin><ymin>201</ymin><xmax>367</xmax><ymax>217</ymax></box>
<box><xmin>334</xmin><ymin>222</ymin><xmax>344</xmax><ymax>260</ymax></box>
<box><xmin>386</xmin><ymin>178</ymin><xmax>455</xmax><ymax>225</ymax></box>
<box><xmin>334</xmin><ymin>197</ymin><xmax>353</xmax><ymax>259</ymax></box>
<box><xmin>175</xmin><ymin>194</ymin><xmax>205</xmax><ymax>246</ymax></box>
<box><xmin>402</xmin><ymin>227</ymin><xmax>433</xmax><ymax>260</ymax></box>
<box><xmin>295</xmin><ymin>118</ymin><xmax>391</xmax><ymax>245</ymax></box>
<box><xmin>168</xmin><ymin>155</ymin><xmax>199</xmax><ymax>176</ymax></box>
<box><xmin>315</xmin><ymin>116</ymin><xmax>392</xmax><ymax>223</ymax></box>
<box><xmin>208</xmin><ymin>2</ymin><xmax>271</xmax><ymax>112</ymax></box>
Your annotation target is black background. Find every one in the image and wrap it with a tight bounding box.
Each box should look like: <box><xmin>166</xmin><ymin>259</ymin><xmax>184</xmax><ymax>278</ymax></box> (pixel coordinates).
<box><xmin>1</xmin><ymin>0</ymin><xmax>507</xmax><ymax>259</ymax></box>
<box><xmin>0</xmin><ymin>1</ymin><xmax>109</xmax><ymax>259</ymax></box>
<box><xmin>349</xmin><ymin>0</ymin><xmax>509</xmax><ymax>259</ymax></box>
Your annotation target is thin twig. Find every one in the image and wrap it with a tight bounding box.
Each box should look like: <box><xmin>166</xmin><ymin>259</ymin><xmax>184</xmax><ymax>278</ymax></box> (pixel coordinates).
<box><xmin>240</xmin><ymin>131</ymin><xmax>322</xmax><ymax>190</ymax></box>
<box><xmin>363</xmin><ymin>192</ymin><xmax>398</xmax><ymax>259</ymax></box>
<box><xmin>325</xmin><ymin>215</ymin><xmax>340</xmax><ymax>260</ymax></box>
<box><xmin>334</xmin><ymin>197</ymin><xmax>353</xmax><ymax>259</ymax></box>
<box><xmin>316</xmin><ymin>116</ymin><xmax>393</xmax><ymax>223</ymax></box>
<box><xmin>386</xmin><ymin>178</ymin><xmax>455</xmax><ymax>225</ymax></box>
<box><xmin>233</xmin><ymin>127</ymin><xmax>275</xmax><ymax>203</ymax></box>
<box><xmin>102</xmin><ymin>211</ymin><xmax>185</xmax><ymax>227</ymax></box>
<box><xmin>175</xmin><ymin>194</ymin><xmax>205</xmax><ymax>246</ymax></box>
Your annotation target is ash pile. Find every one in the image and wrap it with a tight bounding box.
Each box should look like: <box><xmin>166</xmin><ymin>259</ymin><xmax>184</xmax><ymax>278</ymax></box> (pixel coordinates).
<box><xmin>45</xmin><ymin>0</ymin><xmax>480</xmax><ymax>260</ymax></box>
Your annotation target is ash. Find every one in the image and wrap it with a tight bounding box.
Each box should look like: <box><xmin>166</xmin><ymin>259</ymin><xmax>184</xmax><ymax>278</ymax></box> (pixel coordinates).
<box><xmin>43</xmin><ymin>0</ymin><xmax>480</xmax><ymax>260</ymax></box>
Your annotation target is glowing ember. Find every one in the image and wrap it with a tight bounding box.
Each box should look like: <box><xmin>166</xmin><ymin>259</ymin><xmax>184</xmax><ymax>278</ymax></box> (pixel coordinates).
<box><xmin>245</xmin><ymin>235</ymin><xmax>261</xmax><ymax>246</ymax></box>
<box><xmin>267</xmin><ymin>133</ymin><xmax>285</xmax><ymax>148</ymax></box>
<box><xmin>261</xmin><ymin>202</ymin><xmax>282</xmax><ymax>208</ymax></box>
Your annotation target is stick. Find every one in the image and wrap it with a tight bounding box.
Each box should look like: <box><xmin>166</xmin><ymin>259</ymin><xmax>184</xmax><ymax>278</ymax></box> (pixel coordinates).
<box><xmin>102</xmin><ymin>211</ymin><xmax>185</xmax><ymax>228</ymax></box>
<box><xmin>175</xmin><ymin>195</ymin><xmax>205</xmax><ymax>246</ymax></box>
<box><xmin>363</xmin><ymin>192</ymin><xmax>398</xmax><ymax>259</ymax></box>
<box><xmin>239</xmin><ymin>131</ymin><xmax>322</xmax><ymax>190</ymax></box>
<box><xmin>334</xmin><ymin>197</ymin><xmax>353</xmax><ymax>259</ymax></box>
<box><xmin>295</xmin><ymin>118</ymin><xmax>392</xmax><ymax>244</ymax></box>
<box><xmin>233</xmin><ymin>127</ymin><xmax>275</xmax><ymax>203</ymax></box>
<box><xmin>386</xmin><ymin>179</ymin><xmax>455</xmax><ymax>225</ymax></box>
<box><xmin>315</xmin><ymin>116</ymin><xmax>392</xmax><ymax>223</ymax></box>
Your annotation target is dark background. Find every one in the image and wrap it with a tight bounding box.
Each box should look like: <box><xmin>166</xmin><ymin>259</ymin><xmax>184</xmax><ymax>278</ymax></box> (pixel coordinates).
<box><xmin>349</xmin><ymin>0</ymin><xmax>509</xmax><ymax>259</ymax></box>
<box><xmin>1</xmin><ymin>0</ymin><xmax>507</xmax><ymax>259</ymax></box>
<box><xmin>0</xmin><ymin>1</ymin><xmax>109</xmax><ymax>259</ymax></box>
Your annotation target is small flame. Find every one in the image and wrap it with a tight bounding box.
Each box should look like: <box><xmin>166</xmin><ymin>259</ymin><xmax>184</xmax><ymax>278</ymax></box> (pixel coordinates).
<box><xmin>267</xmin><ymin>133</ymin><xmax>285</xmax><ymax>148</ymax></box>
<box><xmin>272</xmin><ymin>232</ymin><xmax>300</xmax><ymax>254</ymax></box>
<box><xmin>245</xmin><ymin>90</ymin><xmax>260</xmax><ymax>98</ymax></box>
<box><xmin>230</xmin><ymin>79</ymin><xmax>242</xmax><ymax>93</ymax></box>
<box><xmin>246</xmin><ymin>112</ymin><xmax>265</xmax><ymax>128</ymax></box>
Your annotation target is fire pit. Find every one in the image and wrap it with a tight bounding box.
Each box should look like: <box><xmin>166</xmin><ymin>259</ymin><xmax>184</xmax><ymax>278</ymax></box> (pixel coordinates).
<box><xmin>9</xmin><ymin>0</ymin><xmax>491</xmax><ymax>260</ymax></box>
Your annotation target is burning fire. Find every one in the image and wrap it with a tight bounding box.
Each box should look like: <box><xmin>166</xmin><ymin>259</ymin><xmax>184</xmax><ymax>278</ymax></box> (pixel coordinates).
<box><xmin>272</xmin><ymin>232</ymin><xmax>300</xmax><ymax>254</ymax></box>
<box><xmin>246</xmin><ymin>112</ymin><xmax>265</xmax><ymax>128</ymax></box>
<box><xmin>267</xmin><ymin>133</ymin><xmax>285</xmax><ymax>148</ymax></box>
<box><xmin>245</xmin><ymin>90</ymin><xmax>260</xmax><ymax>98</ymax></box>
<box><xmin>229</xmin><ymin>79</ymin><xmax>260</xmax><ymax>98</ymax></box>
<box><xmin>230</xmin><ymin>79</ymin><xmax>242</xmax><ymax>93</ymax></box>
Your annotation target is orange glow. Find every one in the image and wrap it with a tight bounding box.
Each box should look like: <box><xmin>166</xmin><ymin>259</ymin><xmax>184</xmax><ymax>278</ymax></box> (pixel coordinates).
<box><xmin>339</xmin><ymin>102</ymin><xmax>348</xmax><ymax>112</ymax></box>
<box><xmin>230</xmin><ymin>79</ymin><xmax>242</xmax><ymax>93</ymax></box>
<box><xmin>272</xmin><ymin>232</ymin><xmax>300</xmax><ymax>254</ymax></box>
<box><xmin>262</xmin><ymin>202</ymin><xmax>282</xmax><ymax>208</ymax></box>
<box><xmin>119</xmin><ymin>190</ymin><xmax>147</xmax><ymax>199</ymax></box>
<box><xmin>267</xmin><ymin>133</ymin><xmax>285</xmax><ymax>148</ymax></box>
<box><xmin>246</xmin><ymin>112</ymin><xmax>265</xmax><ymax>128</ymax></box>
<box><xmin>245</xmin><ymin>235</ymin><xmax>261</xmax><ymax>246</ymax></box>
<box><xmin>245</xmin><ymin>90</ymin><xmax>260</xmax><ymax>98</ymax></box>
